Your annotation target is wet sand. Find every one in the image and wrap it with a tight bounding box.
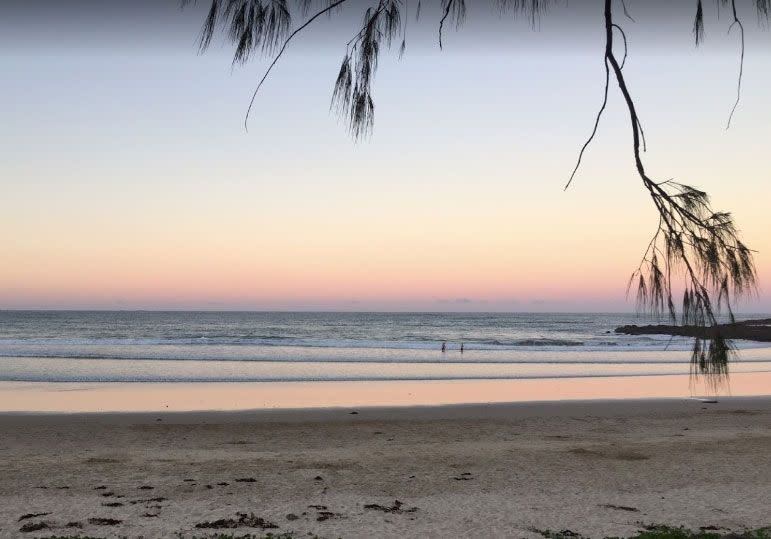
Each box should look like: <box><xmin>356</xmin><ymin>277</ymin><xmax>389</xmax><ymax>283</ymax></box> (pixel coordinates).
<box><xmin>2</xmin><ymin>372</ymin><xmax>771</xmax><ymax>412</ymax></box>
<box><xmin>0</xmin><ymin>397</ymin><xmax>769</xmax><ymax>538</ymax></box>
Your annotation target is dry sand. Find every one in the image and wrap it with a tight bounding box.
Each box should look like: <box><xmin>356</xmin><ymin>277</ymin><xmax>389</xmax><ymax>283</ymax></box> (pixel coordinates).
<box><xmin>0</xmin><ymin>397</ymin><xmax>769</xmax><ymax>538</ymax></box>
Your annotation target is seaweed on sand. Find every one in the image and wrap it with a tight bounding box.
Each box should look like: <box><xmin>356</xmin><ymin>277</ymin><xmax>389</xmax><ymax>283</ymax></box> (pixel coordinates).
<box><xmin>194</xmin><ymin>512</ymin><xmax>278</xmax><ymax>530</ymax></box>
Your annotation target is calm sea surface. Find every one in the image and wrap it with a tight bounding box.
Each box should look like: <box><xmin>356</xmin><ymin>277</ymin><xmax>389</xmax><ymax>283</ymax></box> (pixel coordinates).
<box><xmin>1</xmin><ymin>311</ymin><xmax>770</xmax><ymax>382</ymax></box>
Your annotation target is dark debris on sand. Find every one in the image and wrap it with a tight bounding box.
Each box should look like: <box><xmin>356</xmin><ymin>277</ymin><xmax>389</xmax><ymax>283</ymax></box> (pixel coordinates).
<box><xmin>305</xmin><ymin>505</ymin><xmax>345</xmax><ymax>522</ymax></box>
<box><xmin>130</xmin><ymin>496</ymin><xmax>167</xmax><ymax>505</ymax></box>
<box><xmin>600</xmin><ymin>503</ymin><xmax>640</xmax><ymax>512</ymax></box>
<box><xmin>18</xmin><ymin>512</ymin><xmax>51</xmax><ymax>521</ymax></box>
<box><xmin>363</xmin><ymin>499</ymin><xmax>418</xmax><ymax>514</ymax></box>
<box><xmin>529</xmin><ymin>528</ymin><xmax>585</xmax><ymax>539</ymax></box>
<box><xmin>316</xmin><ymin>511</ymin><xmax>344</xmax><ymax>522</ymax></box>
<box><xmin>19</xmin><ymin>521</ymin><xmax>50</xmax><ymax>533</ymax></box>
<box><xmin>88</xmin><ymin>517</ymin><xmax>123</xmax><ymax>526</ymax></box>
<box><xmin>194</xmin><ymin>512</ymin><xmax>278</xmax><ymax>530</ymax></box>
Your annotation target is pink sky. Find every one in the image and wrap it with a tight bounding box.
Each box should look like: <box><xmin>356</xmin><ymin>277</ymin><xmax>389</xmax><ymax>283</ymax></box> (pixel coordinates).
<box><xmin>2</xmin><ymin>2</ymin><xmax>770</xmax><ymax>311</ymax></box>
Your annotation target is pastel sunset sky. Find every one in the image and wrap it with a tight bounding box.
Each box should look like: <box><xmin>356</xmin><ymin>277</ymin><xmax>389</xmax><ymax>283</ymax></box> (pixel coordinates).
<box><xmin>1</xmin><ymin>1</ymin><xmax>770</xmax><ymax>311</ymax></box>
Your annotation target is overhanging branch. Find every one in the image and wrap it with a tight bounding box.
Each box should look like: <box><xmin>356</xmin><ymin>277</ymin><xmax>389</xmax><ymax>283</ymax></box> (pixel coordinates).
<box><xmin>726</xmin><ymin>0</ymin><xmax>745</xmax><ymax>129</ymax></box>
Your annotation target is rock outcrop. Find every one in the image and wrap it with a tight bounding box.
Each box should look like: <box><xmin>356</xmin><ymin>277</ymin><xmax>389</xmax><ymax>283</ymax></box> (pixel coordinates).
<box><xmin>615</xmin><ymin>318</ymin><xmax>771</xmax><ymax>342</ymax></box>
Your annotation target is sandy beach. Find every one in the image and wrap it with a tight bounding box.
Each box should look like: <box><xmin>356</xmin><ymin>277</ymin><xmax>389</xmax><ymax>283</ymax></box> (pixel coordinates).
<box><xmin>1</xmin><ymin>396</ymin><xmax>769</xmax><ymax>538</ymax></box>
<box><xmin>5</xmin><ymin>0</ymin><xmax>771</xmax><ymax>535</ymax></box>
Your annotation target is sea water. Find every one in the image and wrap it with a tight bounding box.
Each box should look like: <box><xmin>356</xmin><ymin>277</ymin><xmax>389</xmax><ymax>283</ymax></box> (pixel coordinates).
<box><xmin>1</xmin><ymin>311</ymin><xmax>770</xmax><ymax>382</ymax></box>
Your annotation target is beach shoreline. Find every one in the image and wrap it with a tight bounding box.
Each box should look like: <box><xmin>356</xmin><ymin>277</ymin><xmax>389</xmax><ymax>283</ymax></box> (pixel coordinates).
<box><xmin>1</xmin><ymin>371</ymin><xmax>770</xmax><ymax>413</ymax></box>
<box><xmin>1</xmin><ymin>396</ymin><xmax>769</xmax><ymax>538</ymax></box>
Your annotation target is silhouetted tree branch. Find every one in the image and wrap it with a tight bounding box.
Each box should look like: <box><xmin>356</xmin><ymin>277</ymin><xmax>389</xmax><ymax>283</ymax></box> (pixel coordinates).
<box><xmin>187</xmin><ymin>0</ymin><xmax>766</xmax><ymax>382</ymax></box>
<box><xmin>598</xmin><ymin>0</ymin><xmax>757</xmax><ymax>384</ymax></box>
<box><xmin>726</xmin><ymin>0</ymin><xmax>745</xmax><ymax>129</ymax></box>
<box><xmin>564</xmin><ymin>58</ymin><xmax>608</xmax><ymax>191</ymax></box>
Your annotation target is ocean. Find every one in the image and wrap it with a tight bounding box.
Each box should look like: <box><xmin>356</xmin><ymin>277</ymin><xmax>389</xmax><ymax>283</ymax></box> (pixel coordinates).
<box><xmin>1</xmin><ymin>311</ymin><xmax>770</xmax><ymax>383</ymax></box>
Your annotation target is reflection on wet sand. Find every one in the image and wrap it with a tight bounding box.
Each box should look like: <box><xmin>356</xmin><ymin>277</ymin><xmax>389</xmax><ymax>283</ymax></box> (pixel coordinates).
<box><xmin>1</xmin><ymin>372</ymin><xmax>769</xmax><ymax>412</ymax></box>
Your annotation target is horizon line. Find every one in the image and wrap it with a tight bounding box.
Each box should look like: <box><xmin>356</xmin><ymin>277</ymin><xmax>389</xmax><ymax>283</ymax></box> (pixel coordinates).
<box><xmin>1</xmin><ymin>309</ymin><xmax>769</xmax><ymax>316</ymax></box>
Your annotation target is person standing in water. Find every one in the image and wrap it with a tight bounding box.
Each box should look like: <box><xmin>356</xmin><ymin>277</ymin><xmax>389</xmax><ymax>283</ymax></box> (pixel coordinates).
<box><xmin>460</xmin><ymin>342</ymin><xmax>464</xmax><ymax>354</ymax></box>
<box><xmin>441</xmin><ymin>341</ymin><xmax>446</xmax><ymax>353</ymax></box>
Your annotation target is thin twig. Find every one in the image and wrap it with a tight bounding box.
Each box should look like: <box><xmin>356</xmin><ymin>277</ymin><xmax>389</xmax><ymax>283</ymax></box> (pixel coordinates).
<box><xmin>565</xmin><ymin>59</ymin><xmax>610</xmax><ymax>190</ymax></box>
<box><xmin>439</xmin><ymin>0</ymin><xmax>454</xmax><ymax>49</ymax></box>
<box><xmin>726</xmin><ymin>0</ymin><xmax>745</xmax><ymax>129</ymax></box>
<box><xmin>612</xmin><ymin>23</ymin><xmax>628</xmax><ymax>69</ymax></box>
<box><xmin>244</xmin><ymin>0</ymin><xmax>350</xmax><ymax>131</ymax></box>
<box><xmin>620</xmin><ymin>0</ymin><xmax>635</xmax><ymax>22</ymax></box>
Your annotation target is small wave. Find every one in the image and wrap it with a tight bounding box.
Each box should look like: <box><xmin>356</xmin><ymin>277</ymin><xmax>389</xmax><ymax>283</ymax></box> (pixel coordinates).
<box><xmin>0</xmin><ymin>336</ymin><xmax>768</xmax><ymax>357</ymax></box>
<box><xmin>508</xmin><ymin>339</ymin><xmax>584</xmax><ymax>347</ymax></box>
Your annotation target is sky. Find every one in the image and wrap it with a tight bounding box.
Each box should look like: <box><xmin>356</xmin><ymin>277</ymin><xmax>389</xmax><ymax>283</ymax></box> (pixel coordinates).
<box><xmin>1</xmin><ymin>0</ymin><xmax>770</xmax><ymax>312</ymax></box>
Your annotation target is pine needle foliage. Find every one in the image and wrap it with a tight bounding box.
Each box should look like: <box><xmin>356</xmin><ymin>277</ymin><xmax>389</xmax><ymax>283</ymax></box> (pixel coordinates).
<box><xmin>629</xmin><ymin>179</ymin><xmax>756</xmax><ymax>381</ymax></box>
<box><xmin>186</xmin><ymin>0</ymin><xmax>765</xmax><ymax>382</ymax></box>
<box><xmin>693</xmin><ymin>0</ymin><xmax>705</xmax><ymax>45</ymax></box>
